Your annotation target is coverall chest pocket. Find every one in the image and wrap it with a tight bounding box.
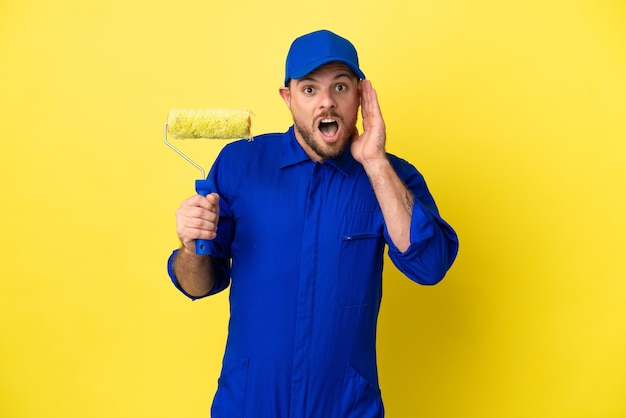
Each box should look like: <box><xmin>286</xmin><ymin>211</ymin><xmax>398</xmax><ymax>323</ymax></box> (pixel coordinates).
<box><xmin>337</xmin><ymin>211</ymin><xmax>384</xmax><ymax>308</ymax></box>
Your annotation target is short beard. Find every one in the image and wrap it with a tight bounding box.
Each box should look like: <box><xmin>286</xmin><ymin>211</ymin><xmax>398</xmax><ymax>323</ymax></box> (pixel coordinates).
<box><xmin>293</xmin><ymin>114</ymin><xmax>356</xmax><ymax>161</ymax></box>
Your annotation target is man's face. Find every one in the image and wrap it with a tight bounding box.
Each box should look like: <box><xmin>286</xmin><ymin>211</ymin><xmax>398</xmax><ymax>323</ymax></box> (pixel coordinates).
<box><xmin>280</xmin><ymin>62</ymin><xmax>361</xmax><ymax>161</ymax></box>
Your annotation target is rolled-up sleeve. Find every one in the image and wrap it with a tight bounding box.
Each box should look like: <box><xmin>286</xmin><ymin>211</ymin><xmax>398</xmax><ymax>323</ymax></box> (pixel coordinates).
<box><xmin>166</xmin><ymin>249</ymin><xmax>231</xmax><ymax>300</ymax></box>
<box><xmin>384</xmin><ymin>156</ymin><xmax>459</xmax><ymax>285</ymax></box>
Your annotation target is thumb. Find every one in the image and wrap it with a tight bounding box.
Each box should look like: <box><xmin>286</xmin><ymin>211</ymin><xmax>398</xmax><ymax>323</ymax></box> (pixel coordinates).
<box><xmin>206</xmin><ymin>193</ymin><xmax>220</xmax><ymax>206</ymax></box>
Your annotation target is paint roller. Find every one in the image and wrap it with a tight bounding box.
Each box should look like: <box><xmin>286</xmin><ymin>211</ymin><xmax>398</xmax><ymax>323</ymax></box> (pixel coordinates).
<box><xmin>164</xmin><ymin>108</ymin><xmax>252</xmax><ymax>255</ymax></box>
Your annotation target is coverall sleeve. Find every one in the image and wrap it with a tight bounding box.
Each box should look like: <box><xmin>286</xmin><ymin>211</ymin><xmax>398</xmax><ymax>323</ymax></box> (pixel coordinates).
<box><xmin>384</xmin><ymin>155</ymin><xmax>459</xmax><ymax>285</ymax></box>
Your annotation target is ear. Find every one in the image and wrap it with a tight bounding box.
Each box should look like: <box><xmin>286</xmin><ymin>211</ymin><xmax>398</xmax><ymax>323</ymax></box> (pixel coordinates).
<box><xmin>278</xmin><ymin>86</ymin><xmax>291</xmax><ymax>109</ymax></box>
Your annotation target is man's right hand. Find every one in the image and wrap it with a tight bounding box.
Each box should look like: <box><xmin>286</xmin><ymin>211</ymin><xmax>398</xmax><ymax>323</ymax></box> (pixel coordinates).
<box><xmin>175</xmin><ymin>193</ymin><xmax>220</xmax><ymax>253</ymax></box>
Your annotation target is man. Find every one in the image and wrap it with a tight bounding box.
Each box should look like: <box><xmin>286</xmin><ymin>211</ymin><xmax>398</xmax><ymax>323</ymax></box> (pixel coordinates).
<box><xmin>168</xmin><ymin>29</ymin><xmax>459</xmax><ymax>418</ymax></box>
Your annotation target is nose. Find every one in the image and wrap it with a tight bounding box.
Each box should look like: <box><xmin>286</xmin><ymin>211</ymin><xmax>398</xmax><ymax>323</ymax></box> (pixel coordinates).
<box><xmin>319</xmin><ymin>89</ymin><xmax>336</xmax><ymax>109</ymax></box>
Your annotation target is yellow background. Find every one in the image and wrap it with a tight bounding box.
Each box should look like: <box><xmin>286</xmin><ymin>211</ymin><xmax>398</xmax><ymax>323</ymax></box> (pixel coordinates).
<box><xmin>1</xmin><ymin>0</ymin><xmax>625</xmax><ymax>417</ymax></box>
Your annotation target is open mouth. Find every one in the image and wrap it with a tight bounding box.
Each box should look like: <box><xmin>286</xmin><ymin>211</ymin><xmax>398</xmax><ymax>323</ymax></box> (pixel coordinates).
<box><xmin>318</xmin><ymin>119</ymin><xmax>339</xmax><ymax>138</ymax></box>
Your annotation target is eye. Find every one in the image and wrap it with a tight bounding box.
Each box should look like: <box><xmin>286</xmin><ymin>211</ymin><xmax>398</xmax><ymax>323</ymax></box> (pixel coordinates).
<box><xmin>335</xmin><ymin>83</ymin><xmax>348</xmax><ymax>92</ymax></box>
<box><xmin>303</xmin><ymin>86</ymin><xmax>315</xmax><ymax>94</ymax></box>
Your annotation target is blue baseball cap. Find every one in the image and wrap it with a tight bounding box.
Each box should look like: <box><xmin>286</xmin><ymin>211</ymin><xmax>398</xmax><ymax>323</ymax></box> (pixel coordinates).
<box><xmin>284</xmin><ymin>30</ymin><xmax>366</xmax><ymax>86</ymax></box>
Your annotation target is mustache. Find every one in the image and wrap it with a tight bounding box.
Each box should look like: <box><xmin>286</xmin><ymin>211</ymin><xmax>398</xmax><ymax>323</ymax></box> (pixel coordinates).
<box><xmin>317</xmin><ymin>111</ymin><xmax>341</xmax><ymax>120</ymax></box>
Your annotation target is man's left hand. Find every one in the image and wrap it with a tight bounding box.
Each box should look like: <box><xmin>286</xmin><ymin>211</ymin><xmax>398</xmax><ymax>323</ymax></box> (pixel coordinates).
<box><xmin>351</xmin><ymin>80</ymin><xmax>387</xmax><ymax>166</ymax></box>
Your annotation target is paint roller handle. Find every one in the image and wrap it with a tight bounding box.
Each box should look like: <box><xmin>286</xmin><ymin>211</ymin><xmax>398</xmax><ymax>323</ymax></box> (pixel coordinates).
<box><xmin>195</xmin><ymin>178</ymin><xmax>215</xmax><ymax>255</ymax></box>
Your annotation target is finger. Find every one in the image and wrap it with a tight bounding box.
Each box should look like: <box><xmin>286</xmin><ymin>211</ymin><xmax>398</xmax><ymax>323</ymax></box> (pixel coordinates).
<box><xmin>177</xmin><ymin>205</ymin><xmax>219</xmax><ymax>223</ymax></box>
<box><xmin>360</xmin><ymin>80</ymin><xmax>371</xmax><ymax>119</ymax></box>
<box><xmin>205</xmin><ymin>192</ymin><xmax>220</xmax><ymax>208</ymax></box>
<box><xmin>205</xmin><ymin>193</ymin><xmax>220</xmax><ymax>220</ymax></box>
<box><xmin>186</xmin><ymin>194</ymin><xmax>220</xmax><ymax>216</ymax></box>
<box><xmin>360</xmin><ymin>81</ymin><xmax>377</xmax><ymax>123</ymax></box>
<box><xmin>363</xmin><ymin>88</ymin><xmax>386</xmax><ymax>137</ymax></box>
<box><xmin>176</xmin><ymin>211</ymin><xmax>219</xmax><ymax>242</ymax></box>
<box><xmin>183</xmin><ymin>194</ymin><xmax>213</xmax><ymax>210</ymax></box>
<box><xmin>363</xmin><ymin>81</ymin><xmax>382</xmax><ymax>119</ymax></box>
